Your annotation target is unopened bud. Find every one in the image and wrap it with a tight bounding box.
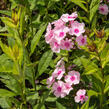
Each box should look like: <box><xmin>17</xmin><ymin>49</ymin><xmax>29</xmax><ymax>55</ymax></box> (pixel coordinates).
<box><xmin>87</xmin><ymin>43</ymin><xmax>96</xmax><ymax>52</ymax></box>
<box><xmin>95</xmin><ymin>29</ymin><xmax>105</xmax><ymax>38</ymax></box>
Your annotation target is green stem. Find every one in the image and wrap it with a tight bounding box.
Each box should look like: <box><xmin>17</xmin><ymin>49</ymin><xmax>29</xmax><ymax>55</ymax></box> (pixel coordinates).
<box><xmin>96</xmin><ymin>50</ymin><xmax>104</xmax><ymax>109</ymax></box>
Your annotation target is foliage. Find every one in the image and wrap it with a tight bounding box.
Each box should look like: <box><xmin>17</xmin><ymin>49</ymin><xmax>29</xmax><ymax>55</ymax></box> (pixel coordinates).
<box><xmin>0</xmin><ymin>0</ymin><xmax>109</xmax><ymax>109</ymax></box>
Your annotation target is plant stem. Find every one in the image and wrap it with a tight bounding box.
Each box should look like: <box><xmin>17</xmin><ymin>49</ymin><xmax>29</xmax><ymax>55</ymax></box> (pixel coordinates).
<box><xmin>96</xmin><ymin>50</ymin><xmax>104</xmax><ymax>109</ymax></box>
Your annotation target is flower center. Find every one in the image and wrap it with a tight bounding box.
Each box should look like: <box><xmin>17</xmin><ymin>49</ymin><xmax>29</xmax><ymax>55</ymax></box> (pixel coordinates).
<box><xmin>81</xmin><ymin>38</ymin><xmax>85</xmax><ymax>44</ymax></box>
<box><xmin>100</xmin><ymin>7</ymin><xmax>104</xmax><ymax>12</ymax></box>
<box><xmin>57</xmin><ymin>87</ymin><xmax>62</xmax><ymax>92</ymax></box>
<box><xmin>59</xmin><ymin>32</ymin><xmax>64</xmax><ymax>37</ymax></box>
<box><xmin>74</xmin><ymin>29</ymin><xmax>79</xmax><ymax>33</ymax></box>
<box><xmin>68</xmin><ymin>16</ymin><xmax>73</xmax><ymax>19</ymax></box>
<box><xmin>57</xmin><ymin>70</ymin><xmax>62</xmax><ymax>75</ymax></box>
<box><xmin>66</xmin><ymin>85</ymin><xmax>70</xmax><ymax>89</ymax></box>
<box><xmin>54</xmin><ymin>42</ymin><xmax>59</xmax><ymax>47</ymax></box>
<box><xmin>65</xmin><ymin>42</ymin><xmax>70</xmax><ymax>48</ymax></box>
<box><xmin>70</xmin><ymin>76</ymin><xmax>75</xmax><ymax>81</ymax></box>
<box><xmin>80</xmin><ymin>95</ymin><xmax>85</xmax><ymax>100</ymax></box>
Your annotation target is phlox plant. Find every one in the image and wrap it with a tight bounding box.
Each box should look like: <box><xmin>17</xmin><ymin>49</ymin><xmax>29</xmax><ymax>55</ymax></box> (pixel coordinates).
<box><xmin>0</xmin><ymin>0</ymin><xmax>109</xmax><ymax>109</ymax></box>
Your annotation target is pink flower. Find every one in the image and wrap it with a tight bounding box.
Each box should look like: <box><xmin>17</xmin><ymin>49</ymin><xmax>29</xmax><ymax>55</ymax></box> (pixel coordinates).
<box><xmin>64</xmin><ymin>83</ymin><xmax>73</xmax><ymax>95</ymax></box>
<box><xmin>61</xmin><ymin>38</ymin><xmax>74</xmax><ymax>51</ymax></box>
<box><xmin>52</xmin><ymin>67</ymin><xmax>65</xmax><ymax>80</ymax></box>
<box><xmin>54</xmin><ymin>26</ymin><xmax>69</xmax><ymax>41</ymax></box>
<box><xmin>107</xmin><ymin>0</ymin><xmax>109</xmax><ymax>3</ymax></box>
<box><xmin>65</xmin><ymin>71</ymin><xmax>80</xmax><ymax>85</ymax></box>
<box><xmin>69</xmin><ymin>21</ymin><xmax>85</xmax><ymax>37</ymax></box>
<box><xmin>56</xmin><ymin>58</ymin><xmax>65</xmax><ymax>68</ymax></box>
<box><xmin>74</xmin><ymin>89</ymin><xmax>88</xmax><ymax>104</ymax></box>
<box><xmin>45</xmin><ymin>23</ymin><xmax>54</xmax><ymax>43</ymax></box>
<box><xmin>52</xmin><ymin>81</ymin><xmax>66</xmax><ymax>98</ymax></box>
<box><xmin>47</xmin><ymin>76</ymin><xmax>55</xmax><ymax>88</ymax></box>
<box><xmin>52</xmin><ymin>19</ymin><xmax>65</xmax><ymax>29</ymax></box>
<box><xmin>50</xmin><ymin>39</ymin><xmax>60</xmax><ymax>53</ymax></box>
<box><xmin>61</xmin><ymin>12</ymin><xmax>78</xmax><ymax>22</ymax></box>
<box><xmin>99</xmin><ymin>4</ymin><xmax>109</xmax><ymax>15</ymax></box>
<box><xmin>76</xmin><ymin>35</ymin><xmax>87</xmax><ymax>46</ymax></box>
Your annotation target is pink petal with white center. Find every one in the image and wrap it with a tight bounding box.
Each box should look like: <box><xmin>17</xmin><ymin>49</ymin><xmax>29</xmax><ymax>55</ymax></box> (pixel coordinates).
<box><xmin>69</xmin><ymin>21</ymin><xmax>85</xmax><ymax>37</ymax></box>
<box><xmin>54</xmin><ymin>26</ymin><xmax>69</xmax><ymax>41</ymax></box>
<box><xmin>52</xmin><ymin>81</ymin><xmax>66</xmax><ymax>98</ymax></box>
<box><xmin>65</xmin><ymin>71</ymin><xmax>80</xmax><ymax>85</ymax></box>
<box><xmin>60</xmin><ymin>38</ymin><xmax>74</xmax><ymax>51</ymax></box>
<box><xmin>52</xmin><ymin>67</ymin><xmax>65</xmax><ymax>80</ymax></box>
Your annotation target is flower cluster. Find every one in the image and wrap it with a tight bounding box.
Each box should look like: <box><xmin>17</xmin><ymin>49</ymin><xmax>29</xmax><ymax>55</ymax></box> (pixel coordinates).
<box><xmin>45</xmin><ymin>12</ymin><xmax>87</xmax><ymax>53</ymax></box>
<box><xmin>99</xmin><ymin>0</ymin><xmax>109</xmax><ymax>15</ymax></box>
<box><xmin>47</xmin><ymin>59</ymin><xmax>88</xmax><ymax>103</ymax></box>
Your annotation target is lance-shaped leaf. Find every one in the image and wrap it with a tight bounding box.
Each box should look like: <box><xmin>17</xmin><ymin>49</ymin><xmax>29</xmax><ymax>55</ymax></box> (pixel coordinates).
<box><xmin>90</xmin><ymin>0</ymin><xmax>100</xmax><ymax>22</ymax></box>
<box><xmin>0</xmin><ymin>89</ymin><xmax>15</xmax><ymax>97</ymax></box>
<box><xmin>0</xmin><ymin>17</ymin><xmax>16</xmax><ymax>28</ymax></box>
<box><xmin>0</xmin><ymin>73</ymin><xmax>22</xmax><ymax>95</ymax></box>
<box><xmin>71</xmin><ymin>0</ymin><xmax>88</xmax><ymax>12</ymax></box>
<box><xmin>0</xmin><ymin>54</ymin><xmax>13</xmax><ymax>73</ymax></box>
<box><xmin>79</xmin><ymin>57</ymin><xmax>102</xmax><ymax>81</ymax></box>
<box><xmin>56</xmin><ymin>101</ymin><xmax>66</xmax><ymax>109</ymax></box>
<box><xmin>30</xmin><ymin>23</ymin><xmax>47</xmax><ymax>55</ymax></box>
<box><xmin>38</xmin><ymin>50</ymin><xmax>53</xmax><ymax>77</ymax></box>
<box><xmin>0</xmin><ymin>40</ymin><xmax>15</xmax><ymax>61</ymax></box>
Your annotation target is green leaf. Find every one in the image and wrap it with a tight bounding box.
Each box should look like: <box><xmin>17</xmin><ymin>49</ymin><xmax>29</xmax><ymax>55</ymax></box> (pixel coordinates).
<box><xmin>104</xmin><ymin>77</ymin><xmax>109</xmax><ymax>94</ymax></box>
<box><xmin>56</xmin><ymin>101</ymin><xmax>66</xmax><ymax>109</ymax></box>
<box><xmin>0</xmin><ymin>26</ymin><xmax>7</xmax><ymax>32</ymax></box>
<box><xmin>0</xmin><ymin>97</ymin><xmax>12</xmax><ymax>109</ymax></box>
<box><xmin>46</xmin><ymin>97</ymin><xmax>57</xmax><ymax>102</ymax></box>
<box><xmin>0</xmin><ymin>54</ymin><xmax>13</xmax><ymax>72</ymax></box>
<box><xmin>30</xmin><ymin>0</ymin><xmax>37</xmax><ymax>10</ymax></box>
<box><xmin>88</xmin><ymin>90</ymin><xmax>98</xmax><ymax>97</ymax></box>
<box><xmin>33</xmin><ymin>104</ymin><xmax>46</xmax><ymax>109</ymax></box>
<box><xmin>90</xmin><ymin>0</ymin><xmax>100</xmax><ymax>22</ymax></box>
<box><xmin>80</xmin><ymin>57</ymin><xmax>99</xmax><ymax>75</ymax></box>
<box><xmin>30</xmin><ymin>23</ymin><xmax>47</xmax><ymax>55</ymax></box>
<box><xmin>0</xmin><ymin>40</ymin><xmax>15</xmax><ymax>61</ymax></box>
<box><xmin>19</xmin><ymin>7</ymin><xmax>26</xmax><ymax>36</ymax></box>
<box><xmin>0</xmin><ymin>89</ymin><xmax>15</xmax><ymax>97</ymax></box>
<box><xmin>0</xmin><ymin>10</ymin><xmax>11</xmax><ymax>16</ymax></box>
<box><xmin>100</xmin><ymin>44</ymin><xmax>109</xmax><ymax>68</ymax></box>
<box><xmin>38</xmin><ymin>50</ymin><xmax>53</xmax><ymax>77</ymax></box>
<box><xmin>79</xmin><ymin>57</ymin><xmax>102</xmax><ymax>81</ymax></box>
<box><xmin>27</xmin><ymin>92</ymin><xmax>39</xmax><ymax>101</ymax></box>
<box><xmin>0</xmin><ymin>17</ymin><xmax>16</xmax><ymax>28</ymax></box>
<box><xmin>71</xmin><ymin>0</ymin><xmax>88</xmax><ymax>12</ymax></box>
<box><xmin>0</xmin><ymin>73</ymin><xmax>22</xmax><ymax>95</ymax></box>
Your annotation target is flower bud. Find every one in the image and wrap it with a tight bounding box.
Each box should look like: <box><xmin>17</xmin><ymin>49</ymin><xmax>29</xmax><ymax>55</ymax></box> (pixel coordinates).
<box><xmin>87</xmin><ymin>43</ymin><xmax>96</xmax><ymax>52</ymax></box>
<box><xmin>95</xmin><ymin>29</ymin><xmax>105</xmax><ymax>38</ymax></box>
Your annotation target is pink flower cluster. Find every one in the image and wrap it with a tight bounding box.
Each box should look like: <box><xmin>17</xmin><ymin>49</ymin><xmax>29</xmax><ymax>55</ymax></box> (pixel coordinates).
<box><xmin>47</xmin><ymin>59</ymin><xmax>88</xmax><ymax>103</ymax></box>
<box><xmin>45</xmin><ymin>12</ymin><xmax>87</xmax><ymax>53</ymax></box>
